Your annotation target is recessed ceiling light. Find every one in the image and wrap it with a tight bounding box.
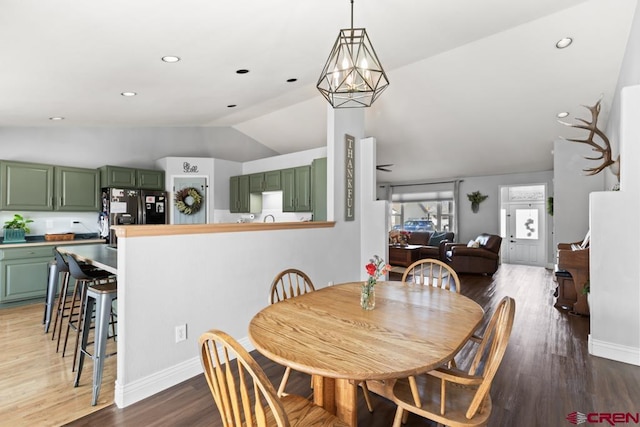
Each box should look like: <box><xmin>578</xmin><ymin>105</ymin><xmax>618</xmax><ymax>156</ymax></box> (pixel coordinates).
<box><xmin>556</xmin><ymin>37</ymin><xmax>573</xmax><ymax>49</ymax></box>
<box><xmin>121</xmin><ymin>92</ymin><xmax>137</xmax><ymax>97</ymax></box>
<box><xmin>557</xmin><ymin>111</ymin><xmax>569</xmax><ymax>118</ymax></box>
<box><xmin>236</xmin><ymin>69</ymin><xmax>249</xmax><ymax>74</ymax></box>
<box><xmin>162</xmin><ymin>56</ymin><xmax>181</xmax><ymax>63</ymax></box>
<box><xmin>49</xmin><ymin>117</ymin><xmax>64</xmax><ymax>121</ymax></box>
<box><xmin>286</xmin><ymin>78</ymin><xmax>298</xmax><ymax>83</ymax></box>
<box><xmin>227</xmin><ymin>104</ymin><xmax>237</xmax><ymax>108</ymax></box>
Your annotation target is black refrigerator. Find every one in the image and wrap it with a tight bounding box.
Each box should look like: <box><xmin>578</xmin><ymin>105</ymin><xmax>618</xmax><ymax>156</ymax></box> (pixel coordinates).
<box><xmin>100</xmin><ymin>188</ymin><xmax>168</xmax><ymax>247</ymax></box>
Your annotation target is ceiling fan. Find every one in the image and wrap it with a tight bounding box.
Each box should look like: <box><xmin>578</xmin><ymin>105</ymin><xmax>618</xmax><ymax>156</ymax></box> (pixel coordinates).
<box><xmin>376</xmin><ymin>164</ymin><xmax>394</xmax><ymax>172</ymax></box>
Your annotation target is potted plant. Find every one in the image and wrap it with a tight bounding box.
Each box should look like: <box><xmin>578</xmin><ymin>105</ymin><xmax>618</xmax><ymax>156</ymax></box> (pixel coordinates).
<box><xmin>3</xmin><ymin>214</ymin><xmax>33</xmax><ymax>243</ymax></box>
<box><xmin>467</xmin><ymin>191</ymin><xmax>488</xmax><ymax>213</ymax></box>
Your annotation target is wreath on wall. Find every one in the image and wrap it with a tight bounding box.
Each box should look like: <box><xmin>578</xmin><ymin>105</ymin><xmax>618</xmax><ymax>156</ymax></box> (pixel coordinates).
<box><xmin>175</xmin><ymin>187</ymin><xmax>203</xmax><ymax>215</ymax></box>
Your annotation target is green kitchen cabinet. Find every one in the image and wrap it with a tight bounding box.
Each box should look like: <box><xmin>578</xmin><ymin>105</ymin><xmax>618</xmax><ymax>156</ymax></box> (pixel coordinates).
<box><xmin>311</xmin><ymin>158</ymin><xmax>327</xmax><ymax>221</ymax></box>
<box><xmin>137</xmin><ymin>169</ymin><xmax>165</xmax><ymax>190</ymax></box>
<box><xmin>249</xmin><ymin>170</ymin><xmax>281</xmax><ymax>193</ymax></box>
<box><xmin>281</xmin><ymin>168</ymin><xmax>295</xmax><ymax>212</ymax></box>
<box><xmin>282</xmin><ymin>166</ymin><xmax>311</xmax><ymax>212</ymax></box>
<box><xmin>249</xmin><ymin>173</ymin><xmax>265</xmax><ymax>193</ymax></box>
<box><xmin>0</xmin><ymin>246</ymin><xmax>53</xmax><ymax>303</ymax></box>
<box><xmin>54</xmin><ymin>166</ymin><xmax>101</xmax><ymax>211</ymax></box>
<box><xmin>0</xmin><ymin>161</ymin><xmax>55</xmax><ymax>211</ymax></box>
<box><xmin>99</xmin><ymin>165</ymin><xmax>137</xmax><ymax>188</ymax></box>
<box><xmin>264</xmin><ymin>170</ymin><xmax>281</xmax><ymax>191</ymax></box>
<box><xmin>230</xmin><ymin>175</ymin><xmax>261</xmax><ymax>213</ymax></box>
<box><xmin>0</xmin><ymin>161</ymin><xmax>100</xmax><ymax>212</ymax></box>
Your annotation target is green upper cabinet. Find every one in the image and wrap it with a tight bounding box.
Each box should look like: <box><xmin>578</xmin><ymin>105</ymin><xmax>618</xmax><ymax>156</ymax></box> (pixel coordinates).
<box><xmin>99</xmin><ymin>165</ymin><xmax>136</xmax><ymax>188</ymax></box>
<box><xmin>264</xmin><ymin>170</ymin><xmax>281</xmax><ymax>191</ymax></box>
<box><xmin>311</xmin><ymin>158</ymin><xmax>327</xmax><ymax>221</ymax></box>
<box><xmin>249</xmin><ymin>170</ymin><xmax>281</xmax><ymax>193</ymax></box>
<box><xmin>229</xmin><ymin>175</ymin><xmax>241</xmax><ymax>213</ymax></box>
<box><xmin>137</xmin><ymin>169</ymin><xmax>165</xmax><ymax>190</ymax></box>
<box><xmin>295</xmin><ymin>166</ymin><xmax>312</xmax><ymax>212</ymax></box>
<box><xmin>281</xmin><ymin>168</ymin><xmax>295</xmax><ymax>212</ymax></box>
<box><xmin>99</xmin><ymin>165</ymin><xmax>164</xmax><ymax>190</ymax></box>
<box><xmin>54</xmin><ymin>166</ymin><xmax>100</xmax><ymax>211</ymax></box>
<box><xmin>249</xmin><ymin>173</ymin><xmax>265</xmax><ymax>193</ymax></box>
<box><xmin>230</xmin><ymin>175</ymin><xmax>262</xmax><ymax>213</ymax></box>
<box><xmin>282</xmin><ymin>166</ymin><xmax>311</xmax><ymax>212</ymax></box>
<box><xmin>0</xmin><ymin>161</ymin><xmax>54</xmax><ymax>211</ymax></box>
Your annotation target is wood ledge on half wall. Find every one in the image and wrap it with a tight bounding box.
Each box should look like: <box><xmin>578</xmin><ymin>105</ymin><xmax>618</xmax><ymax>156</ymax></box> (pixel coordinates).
<box><xmin>112</xmin><ymin>221</ymin><xmax>336</xmax><ymax>238</ymax></box>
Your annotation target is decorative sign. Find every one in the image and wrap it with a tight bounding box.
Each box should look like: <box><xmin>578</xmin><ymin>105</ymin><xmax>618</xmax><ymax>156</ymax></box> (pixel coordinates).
<box><xmin>183</xmin><ymin>162</ymin><xmax>199</xmax><ymax>173</ymax></box>
<box><xmin>345</xmin><ymin>134</ymin><xmax>355</xmax><ymax>221</ymax></box>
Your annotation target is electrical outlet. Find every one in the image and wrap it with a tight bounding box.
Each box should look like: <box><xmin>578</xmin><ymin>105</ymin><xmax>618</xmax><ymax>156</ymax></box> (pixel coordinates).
<box><xmin>175</xmin><ymin>324</ymin><xmax>187</xmax><ymax>343</ymax></box>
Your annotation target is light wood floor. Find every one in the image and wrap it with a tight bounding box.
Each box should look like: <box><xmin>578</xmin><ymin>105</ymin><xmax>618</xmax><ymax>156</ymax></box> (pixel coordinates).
<box><xmin>0</xmin><ymin>299</ymin><xmax>117</xmax><ymax>426</ymax></box>
<box><xmin>4</xmin><ymin>264</ymin><xmax>640</xmax><ymax>426</ymax></box>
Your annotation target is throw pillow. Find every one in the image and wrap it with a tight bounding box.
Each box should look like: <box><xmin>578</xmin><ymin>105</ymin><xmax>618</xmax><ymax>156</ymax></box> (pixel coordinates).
<box><xmin>428</xmin><ymin>232</ymin><xmax>447</xmax><ymax>246</ymax></box>
<box><xmin>467</xmin><ymin>240</ymin><xmax>480</xmax><ymax>248</ymax></box>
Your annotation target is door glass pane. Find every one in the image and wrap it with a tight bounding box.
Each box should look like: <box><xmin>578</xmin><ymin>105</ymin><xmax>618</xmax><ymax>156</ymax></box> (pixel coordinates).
<box><xmin>515</xmin><ymin>209</ymin><xmax>538</xmax><ymax>240</ymax></box>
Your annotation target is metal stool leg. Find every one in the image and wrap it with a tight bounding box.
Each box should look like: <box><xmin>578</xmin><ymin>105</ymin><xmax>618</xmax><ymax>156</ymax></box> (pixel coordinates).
<box><xmin>51</xmin><ymin>272</ymin><xmax>70</xmax><ymax>344</ymax></box>
<box><xmin>74</xmin><ymin>283</ymin><xmax>117</xmax><ymax>406</ymax></box>
<box><xmin>44</xmin><ymin>260</ymin><xmax>60</xmax><ymax>332</ymax></box>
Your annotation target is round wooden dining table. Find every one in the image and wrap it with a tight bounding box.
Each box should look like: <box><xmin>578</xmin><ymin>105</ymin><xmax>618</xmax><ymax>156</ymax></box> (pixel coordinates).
<box><xmin>248</xmin><ymin>281</ymin><xmax>484</xmax><ymax>426</ymax></box>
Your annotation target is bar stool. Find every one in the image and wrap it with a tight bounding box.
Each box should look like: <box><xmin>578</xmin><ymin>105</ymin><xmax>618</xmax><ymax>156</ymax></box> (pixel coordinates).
<box><xmin>50</xmin><ymin>250</ymin><xmax>75</xmax><ymax>351</ymax></box>
<box><xmin>44</xmin><ymin>259</ymin><xmax>60</xmax><ymax>333</ymax></box>
<box><xmin>74</xmin><ymin>281</ymin><xmax>117</xmax><ymax>406</ymax></box>
<box><xmin>62</xmin><ymin>254</ymin><xmax>115</xmax><ymax>371</ymax></box>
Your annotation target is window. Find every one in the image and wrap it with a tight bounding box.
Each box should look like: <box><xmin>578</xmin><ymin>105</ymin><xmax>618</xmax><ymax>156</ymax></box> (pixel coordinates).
<box><xmin>390</xmin><ymin>197</ymin><xmax>455</xmax><ymax>232</ymax></box>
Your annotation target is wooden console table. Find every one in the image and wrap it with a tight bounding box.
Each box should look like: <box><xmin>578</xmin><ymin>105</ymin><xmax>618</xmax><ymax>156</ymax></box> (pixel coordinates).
<box><xmin>388</xmin><ymin>244</ymin><xmax>422</xmax><ymax>267</ymax></box>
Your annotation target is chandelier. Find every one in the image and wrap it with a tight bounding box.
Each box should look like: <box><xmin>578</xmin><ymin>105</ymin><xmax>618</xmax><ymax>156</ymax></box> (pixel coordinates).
<box><xmin>316</xmin><ymin>0</ymin><xmax>389</xmax><ymax>108</ymax></box>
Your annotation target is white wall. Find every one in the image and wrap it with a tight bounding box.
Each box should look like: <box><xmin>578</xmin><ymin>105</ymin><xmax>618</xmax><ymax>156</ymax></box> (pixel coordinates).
<box><xmin>589</xmin><ymin>85</ymin><xmax>640</xmax><ymax>365</ymax></box>
<box><xmin>114</xmin><ymin>105</ymin><xmax>386</xmax><ymax>407</ymax></box>
<box><xmin>457</xmin><ymin>171</ymin><xmax>554</xmax><ymax>261</ymax></box>
<box><xmin>553</xmin><ymin>139</ymin><xmax>604</xmax><ymax>250</ymax></box>
<box><xmin>0</xmin><ymin>126</ymin><xmax>278</xmax><ymax>169</ymax></box>
<box><xmin>242</xmin><ymin>147</ymin><xmax>327</xmax><ymax>174</ymax></box>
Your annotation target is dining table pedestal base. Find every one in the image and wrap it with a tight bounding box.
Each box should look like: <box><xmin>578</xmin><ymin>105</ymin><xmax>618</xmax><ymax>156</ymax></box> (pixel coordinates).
<box><xmin>312</xmin><ymin>376</ymin><xmax>357</xmax><ymax>427</ymax></box>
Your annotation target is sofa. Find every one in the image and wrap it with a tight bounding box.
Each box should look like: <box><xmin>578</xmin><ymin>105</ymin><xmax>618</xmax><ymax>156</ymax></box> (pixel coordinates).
<box><xmin>445</xmin><ymin>233</ymin><xmax>502</xmax><ymax>275</ymax></box>
<box><xmin>401</xmin><ymin>230</ymin><xmax>455</xmax><ymax>261</ymax></box>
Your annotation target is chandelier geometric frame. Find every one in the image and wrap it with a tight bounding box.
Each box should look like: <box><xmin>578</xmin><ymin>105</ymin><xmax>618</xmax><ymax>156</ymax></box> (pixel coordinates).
<box><xmin>316</xmin><ymin>0</ymin><xmax>389</xmax><ymax>108</ymax></box>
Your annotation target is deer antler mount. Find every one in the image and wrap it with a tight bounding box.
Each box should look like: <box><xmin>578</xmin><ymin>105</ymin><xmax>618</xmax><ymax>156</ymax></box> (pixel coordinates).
<box><xmin>559</xmin><ymin>98</ymin><xmax>620</xmax><ymax>180</ymax></box>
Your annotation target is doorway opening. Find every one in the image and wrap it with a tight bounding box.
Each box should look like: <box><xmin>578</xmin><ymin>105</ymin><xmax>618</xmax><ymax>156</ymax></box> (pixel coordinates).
<box><xmin>499</xmin><ymin>184</ymin><xmax>547</xmax><ymax>266</ymax></box>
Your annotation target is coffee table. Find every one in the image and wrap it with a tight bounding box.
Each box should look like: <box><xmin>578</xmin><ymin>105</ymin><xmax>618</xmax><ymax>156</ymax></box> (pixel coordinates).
<box><xmin>388</xmin><ymin>244</ymin><xmax>422</xmax><ymax>267</ymax></box>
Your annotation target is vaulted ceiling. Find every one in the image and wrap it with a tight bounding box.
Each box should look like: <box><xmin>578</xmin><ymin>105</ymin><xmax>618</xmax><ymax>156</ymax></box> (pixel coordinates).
<box><xmin>0</xmin><ymin>0</ymin><xmax>636</xmax><ymax>183</ymax></box>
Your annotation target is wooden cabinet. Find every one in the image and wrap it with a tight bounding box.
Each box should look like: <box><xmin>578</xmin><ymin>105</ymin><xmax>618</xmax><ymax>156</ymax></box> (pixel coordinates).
<box><xmin>249</xmin><ymin>170</ymin><xmax>281</xmax><ymax>193</ymax></box>
<box><xmin>230</xmin><ymin>175</ymin><xmax>261</xmax><ymax>213</ymax></box>
<box><xmin>99</xmin><ymin>165</ymin><xmax>165</xmax><ymax>190</ymax></box>
<box><xmin>54</xmin><ymin>166</ymin><xmax>100</xmax><ymax>211</ymax></box>
<box><xmin>0</xmin><ymin>161</ymin><xmax>54</xmax><ymax>211</ymax></box>
<box><xmin>282</xmin><ymin>166</ymin><xmax>311</xmax><ymax>212</ymax></box>
<box><xmin>0</xmin><ymin>246</ymin><xmax>53</xmax><ymax>303</ymax></box>
<box><xmin>99</xmin><ymin>165</ymin><xmax>137</xmax><ymax>188</ymax></box>
<box><xmin>136</xmin><ymin>169</ymin><xmax>165</xmax><ymax>190</ymax></box>
<box><xmin>0</xmin><ymin>161</ymin><xmax>99</xmax><ymax>212</ymax></box>
<box><xmin>311</xmin><ymin>157</ymin><xmax>327</xmax><ymax>221</ymax></box>
<box><xmin>264</xmin><ymin>170</ymin><xmax>281</xmax><ymax>191</ymax></box>
<box><xmin>249</xmin><ymin>173</ymin><xmax>265</xmax><ymax>193</ymax></box>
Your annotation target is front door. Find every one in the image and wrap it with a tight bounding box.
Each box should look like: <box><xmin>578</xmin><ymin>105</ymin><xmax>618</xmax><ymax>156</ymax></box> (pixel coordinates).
<box><xmin>506</xmin><ymin>202</ymin><xmax>545</xmax><ymax>266</ymax></box>
<box><xmin>172</xmin><ymin>177</ymin><xmax>207</xmax><ymax>224</ymax></box>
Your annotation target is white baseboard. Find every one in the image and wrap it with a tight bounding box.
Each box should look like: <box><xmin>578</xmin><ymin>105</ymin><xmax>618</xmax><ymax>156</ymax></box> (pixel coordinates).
<box><xmin>588</xmin><ymin>334</ymin><xmax>640</xmax><ymax>366</ymax></box>
<box><xmin>115</xmin><ymin>336</ymin><xmax>256</xmax><ymax>408</ymax></box>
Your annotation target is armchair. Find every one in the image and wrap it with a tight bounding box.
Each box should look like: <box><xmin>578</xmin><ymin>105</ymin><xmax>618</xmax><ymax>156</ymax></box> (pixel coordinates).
<box><xmin>445</xmin><ymin>233</ymin><xmax>502</xmax><ymax>275</ymax></box>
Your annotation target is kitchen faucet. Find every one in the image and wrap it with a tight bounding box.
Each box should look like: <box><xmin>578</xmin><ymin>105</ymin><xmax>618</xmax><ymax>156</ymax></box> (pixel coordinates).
<box><xmin>263</xmin><ymin>214</ymin><xmax>275</xmax><ymax>223</ymax></box>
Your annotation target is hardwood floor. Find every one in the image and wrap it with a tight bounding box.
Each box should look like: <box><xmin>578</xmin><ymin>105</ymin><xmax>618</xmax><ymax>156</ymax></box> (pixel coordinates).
<box><xmin>3</xmin><ymin>264</ymin><xmax>640</xmax><ymax>426</ymax></box>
